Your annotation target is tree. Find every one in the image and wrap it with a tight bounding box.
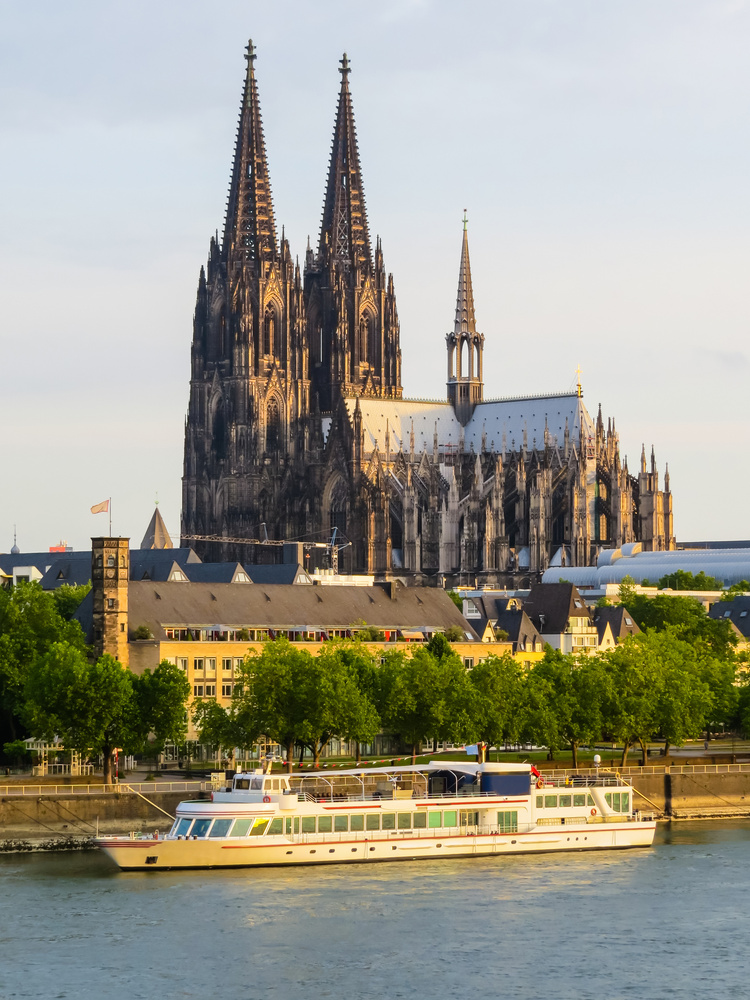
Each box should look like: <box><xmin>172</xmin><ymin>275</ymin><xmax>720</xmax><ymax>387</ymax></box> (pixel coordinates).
<box><xmin>657</xmin><ymin>569</ymin><xmax>723</xmax><ymax>592</ymax></box>
<box><xmin>720</xmin><ymin>581</ymin><xmax>750</xmax><ymax>602</ymax></box>
<box><xmin>447</xmin><ymin>591</ymin><xmax>464</xmax><ymax>611</ymax></box>
<box><xmin>51</xmin><ymin>583</ymin><xmax>91</xmax><ymax>621</ymax></box>
<box><xmin>0</xmin><ymin>582</ymin><xmax>88</xmax><ymax>743</ymax></box>
<box><xmin>468</xmin><ymin>653</ymin><xmax>527</xmax><ymax>751</ymax></box>
<box><xmin>132</xmin><ymin>660</ymin><xmax>191</xmax><ymax>754</ymax></box>
<box><xmin>24</xmin><ymin>644</ymin><xmax>135</xmax><ymax>784</ymax></box>
<box><xmin>192</xmin><ymin>699</ymin><xmax>256</xmax><ymax>763</ymax></box>
<box><xmin>377</xmin><ymin>648</ymin><xmax>445</xmax><ymax>760</ymax></box>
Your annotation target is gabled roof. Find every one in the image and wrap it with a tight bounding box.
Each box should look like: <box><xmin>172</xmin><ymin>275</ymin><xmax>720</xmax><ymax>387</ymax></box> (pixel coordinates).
<box><xmin>244</xmin><ymin>563</ymin><xmax>312</xmax><ymax>586</ymax></box>
<box><xmin>709</xmin><ymin>595</ymin><xmax>750</xmax><ymax>638</ymax></box>
<box><xmin>185</xmin><ymin>563</ymin><xmax>253</xmax><ymax>584</ymax></box>
<box><xmin>75</xmin><ymin>581</ymin><xmax>479</xmax><ymax>643</ymax></box>
<box><xmin>494</xmin><ymin>608</ymin><xmax>543</xmax><ymax>653</ymax></box>
<box><xmin>592</xmin><ymin>606</ymin><xmax>641</xmax><ymax>644</ymax></box>
<box><xmin>523</xmin><ymin>583</ymin><xmax>591</xmax><ymax>635</ymax></box>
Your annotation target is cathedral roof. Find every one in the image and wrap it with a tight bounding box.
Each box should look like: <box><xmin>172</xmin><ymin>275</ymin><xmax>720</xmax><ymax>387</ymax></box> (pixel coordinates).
<box><xmin>454</xmin><ymin>213</ymin><xmax>477</xmax><ymax>337</ymax></box>
<box><xmin>334</xmin><ymin>392</ymin><xmax>595</xmax><ymax>455</ymax></box>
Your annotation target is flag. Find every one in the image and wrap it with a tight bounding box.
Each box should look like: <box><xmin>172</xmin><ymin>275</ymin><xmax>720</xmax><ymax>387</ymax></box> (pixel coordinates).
<box><xmin>530</xmin><ymin>764</ymin><xmax>541</xmax><ymax>778</ymax></box>
<box><xmin>90</xmin><ymin>500</ymin><xmax>110</xmax><ymax>514</ymax></box>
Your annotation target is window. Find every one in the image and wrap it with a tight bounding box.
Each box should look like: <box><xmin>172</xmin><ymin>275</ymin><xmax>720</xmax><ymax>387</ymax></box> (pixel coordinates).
<box><xmin>397</xmin><ymin>813</ymin><xmax>411</xmax><ymax>830</ymax></box>
<box><xmin>204</xmin><ymin>685</ymin><xmax>216</xmax><ymax>697</ymax></box>
<box><xmin>463</xmin><ymin>657</ymin><xmax>474</xmax><ymax>669</ymax></box>
<box><xmin>175</xmin><ymin>818</ymin><xmax>193</xmax><ymax>837</ymax></box>
<box><xmin>301</xmin><ymin>817</ymin><xmax>316</xmax><ymax>834</ymax></box>
<box><xmin>222</xmin><ymin>684</ymin><xmax>233</xmax><ymax>698</ymax></box>
<box><xmin>428</xmin><ymin>811</ymin><xmax>443</xmax><ymax>829</ymax></box>
<box><xmin>442</xmin><ymin>811</ymin><xmax>457</xmax><ymax>827</ymax></box>
<box><xmin>350</xmin><ymin>815</ymin><xmax>364</xmax><ymax>832</ymax></box>
<box><xmin>193</xmin><ymin>685</ymin><xmax>204</xmax><ymax>697</ymax></box>
<box><xmin>206</xmin><ymin>658</ymin><xmax>216</xmax><ymax>674</ymax></box>
<box><xmin>366</xmin><ymin>814</ymin><xmax>380</xmax><ymax>831</ymax></box>
<box><xmin>191</xmin><ymin>818</ymin><xmax>212</xmax><ymax>838</ymax></box>
<box><xmin>193</xmin><ymin>658</ymin><xmax>204</xmax><ymax>672</ymax></box>
<box><xmin>497</xmin><ymin>810</ymin><xmax>518</xmax><ymax>833</ymax></box>
<box><xmin>230</xmin><ymin>818</ymin><xmax>252</xmax><ymax>837</ymax></box>
<box><xmin>625</xmin><ymin>617</ymin><xmax>633</xmax><ymax>626</ymax></box>
<box><xmin>250</xmin><ymin>818</ymin><xmax>270</xmax><ymax>837</ymax></box>
<box><xmin>536</xmin><ymin>795</ymin><xmax>544</xmax><ymax>808</ymax></box>
<box><xmin>573</xmin><ymin>794</ymin><xmax>586</xmax><ymax>808</ymax></box>
<box><xmin>381</xmin><ymin>813</ymin><xmax>395</xmax><ymax>830</ymax></box>
<box><xmin>559</xmin><ymin>795</ymin><xmax>572</xmax><ymax>808</ymax></box>
<box><xmin>209</xmin><ymin>818</ymin><xmax>233</xmax><ymax>838</ymax></box>
<box><xmin>222</xmin><ymin>658</ymin><xmax>233</xmax><ymax>673</ymax></box>
<box><xmin>317</xmin><ymin>816</ymin><xmax>332</xmax><ymax>833</ymax></box>
<box><xmin>544</xmin><ymin>795</ymin><xmax>557</xmax><ymax>808</ymax></box>
<box><xmin>334</xmin><ymin>815</ymin><xmax>348</xmax><ymax>832</ymax></box>
<box><xmin>177</xmin><ymin>657</ymin><xmax>187</xmax><ymax>672</ymax></box>
<box><xmin>268</xmin><ymin>818</ymin><xmax>284</xmax><ymax>835</ymax></box>
<box><xmin>741</xmin><ymin>611</ymin><xmax>748</xmax><ymax>619</ymax></box>
<box><xmin>459</xmin><ymin>811</ymin><xmax>479</xmax><ymax>828</ymax></box>
<box><xmin>107</xmin><ymin>598</ymin><xmax>115</xmax><ymax>609</ymax></box>
<box><xmin>587</xmin><ymin>794</ymin><xmax>594</xmax><ymax>806</ymax></box>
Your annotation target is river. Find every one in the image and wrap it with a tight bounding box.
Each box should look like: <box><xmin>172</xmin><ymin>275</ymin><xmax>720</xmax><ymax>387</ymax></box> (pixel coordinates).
<box><xmin>0</xmin><ymin>821</ymin><xmax>747</xmax><ymax>1000</ymax></box>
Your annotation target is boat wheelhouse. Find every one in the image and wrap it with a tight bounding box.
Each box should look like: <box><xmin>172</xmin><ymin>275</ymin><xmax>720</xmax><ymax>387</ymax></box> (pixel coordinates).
<box><xmin>96</xmin><ymin>761</ymin><xmax>656</xmax><ymax>871</ymax></box>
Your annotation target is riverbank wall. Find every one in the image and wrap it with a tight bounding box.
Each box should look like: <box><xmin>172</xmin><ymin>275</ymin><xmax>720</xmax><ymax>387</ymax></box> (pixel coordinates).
<box><xmin>0</xmin><ymin>782</ymin><xmax>210</xmax><ymax>849</ymax></box>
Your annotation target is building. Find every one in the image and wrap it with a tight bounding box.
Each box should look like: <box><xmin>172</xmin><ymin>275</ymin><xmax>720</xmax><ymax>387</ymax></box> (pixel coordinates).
<box><xmin>180</xmin><ymin>41</ymin><xmax>676</xmax><ymax>587</ymax></box>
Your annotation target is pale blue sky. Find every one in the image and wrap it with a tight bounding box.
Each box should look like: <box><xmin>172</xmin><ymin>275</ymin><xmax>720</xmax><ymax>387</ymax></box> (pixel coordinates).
<box><xmin>2</xmin><ymin>0</ymin><xmax>748</xmax><ymax>552</ymax></box>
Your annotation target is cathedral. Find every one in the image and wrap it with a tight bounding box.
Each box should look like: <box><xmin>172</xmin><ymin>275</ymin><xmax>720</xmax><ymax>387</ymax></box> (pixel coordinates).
<box><xmin>181</xmin><ymin>41</ymin><xmax>675</xmax><ymax>587</ymax></box>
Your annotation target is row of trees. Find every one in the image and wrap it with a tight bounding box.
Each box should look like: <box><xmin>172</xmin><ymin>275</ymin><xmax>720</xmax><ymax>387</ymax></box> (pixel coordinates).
<box><xmin>194</xmin><ymin>624</ymin><xmax>745</xmax><ymax>771</ymax></box>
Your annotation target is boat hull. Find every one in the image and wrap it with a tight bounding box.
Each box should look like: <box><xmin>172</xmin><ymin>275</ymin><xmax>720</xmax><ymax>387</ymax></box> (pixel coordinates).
<box><xmin>97</xmin><ymin>822</ymin><xmax>656</xmax><ymax>871</ymax></box>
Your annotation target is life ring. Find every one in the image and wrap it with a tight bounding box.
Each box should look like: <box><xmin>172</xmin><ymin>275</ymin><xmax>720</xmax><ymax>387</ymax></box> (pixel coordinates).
<box><xmin>590</xmin><ymin>807</ymin><xmax>597</xmax><ymax>816</ymax></box>
<box><xmin>263</xmin><ymin>795</ymin><xmax>271</xmax><ymax>803</ymax></box>
<box><xmin>536</xmin><ymin>779</ymin><xmax>544</xmax><ymax>789</ymax></box>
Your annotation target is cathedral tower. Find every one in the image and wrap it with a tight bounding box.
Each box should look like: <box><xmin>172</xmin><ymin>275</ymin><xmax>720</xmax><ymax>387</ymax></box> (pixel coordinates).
<box><xmin>447</xmin><ymin>214</ymin><xmax>484</xmax><ymax>424</ymax></box>
<box><xmin>182</xmin><ymin>41</ymin><xmax>308</xmax><ymax>554</ymax></box>
<box><xmin>304</xmin><ymin>54</ymin><xmax>402</xmax><ymax>412</ymax></box>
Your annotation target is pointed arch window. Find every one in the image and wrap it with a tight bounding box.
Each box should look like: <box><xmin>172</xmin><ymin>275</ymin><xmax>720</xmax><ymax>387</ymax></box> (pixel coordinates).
<box><xmin>263</xmin><ymin>306</ymin><xmax>276</xmax><ymax>357</ymax></box>
<box><xmin>266</xmin><ymin>397</ymin><xmax>280</xmax><ymax>453</ymax></box>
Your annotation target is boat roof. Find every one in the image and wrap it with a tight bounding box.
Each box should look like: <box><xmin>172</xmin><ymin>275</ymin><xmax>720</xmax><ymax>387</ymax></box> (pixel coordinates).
<box><xmin>273</xmin><ymin>761</ymin><xmax>532</xmax><ymax>780</ymax></box>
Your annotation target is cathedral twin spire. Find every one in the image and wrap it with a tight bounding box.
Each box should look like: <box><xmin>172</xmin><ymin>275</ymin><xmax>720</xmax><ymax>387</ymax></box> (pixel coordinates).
<box><xmin>223</xmin><ymin>40</ymin><xmax>278</xmax><ymax>264</ymax></box>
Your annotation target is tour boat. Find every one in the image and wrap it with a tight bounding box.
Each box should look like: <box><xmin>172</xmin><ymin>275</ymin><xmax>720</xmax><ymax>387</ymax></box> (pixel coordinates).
<box><xmin>96</xmin><ymin>761</ymin><xmax>656</xmax><ymax>871</ymax></box>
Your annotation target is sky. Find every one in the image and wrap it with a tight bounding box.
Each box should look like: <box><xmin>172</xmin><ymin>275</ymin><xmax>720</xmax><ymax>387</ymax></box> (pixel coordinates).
<box><xmin>2</xmin><ymin>0</ymin><xmax>749</xmax><ymax>554</ymax></box>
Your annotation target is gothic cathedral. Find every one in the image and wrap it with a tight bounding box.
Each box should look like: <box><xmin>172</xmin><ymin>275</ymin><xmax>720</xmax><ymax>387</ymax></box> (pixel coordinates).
<box><xmin>182</xmin><ymin>42</ymin><xmax>675</xmax><ymax>586</ymax></box>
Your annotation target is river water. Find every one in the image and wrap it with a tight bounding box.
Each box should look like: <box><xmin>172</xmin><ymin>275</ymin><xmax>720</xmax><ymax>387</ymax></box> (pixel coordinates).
<box><xmin>0</xmin><ymin>821</ymin><xmax>747</xmax><ymax>1000</ymax></box>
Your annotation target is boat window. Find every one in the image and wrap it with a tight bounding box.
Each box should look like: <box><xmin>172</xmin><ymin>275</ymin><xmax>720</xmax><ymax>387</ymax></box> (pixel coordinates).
<box><xmin>267</xmin><ymin>818</ymin><xmax>284</xmax><ymax>835</ymax></box>
<box><xmin>249</xmin><ymin>818</ymin><xmax>270</xmax><ymax>837</ymax></box>
<box><xmin>317</xmin><ymin>816</ymin><xmax>332</xmax><ymax>833</ymax></box>
<box><xmin>301</xmin><ymin>817</ymin><xmax>316</xmax><ymax>834</ymax></box>
<box><xmin>191</xmin><ymin>818</ymin><xmax>212</xmax><ymax>838</ymax></box>
<box><xmin>350</xmin><ymin>815</ymin><xmax>364</xmax><ymax>832</ymax></box>
<box><xmin>175</xmin><ymin>817</ymin><xmax>193</xmax><ymax>837</ymax></box>
<box><xmin>587</xmin><ymin>794</ymin><xmax>595</xmax><ymax>806</ymax></box>
<box><xmin>573</xmin><ymin>794</ymin><xmax>586</xmax><ymax>808</ymax></box>
<box><xmin>535</xmin><ymin>796</ymin><xmax>544</xmax><ymax>809</ymax></box>
<box><xmin>293</xmin><ymin>817</ymin><xmax>300</xmax><ymax>834</ymax></box>
<box><xmin>544</xmin><ymin>795</ymin><xmax>557</xmax><ymax>809</ymax></box>
<box><xmin>413</xmin><ymin>812</ymin><xmax>427</xmax><ymax>829</ymax></box>
<box><xmin>621</xmin><ymin>793</ymin><xmax>629</xmax><ymax>812</ymax></box>
<box><xmin>442</xmin><ymin>811</ymin><xmax>458</xmax><ymax>828</ymax></box>
<box><xmin>250</xmin><ymin>777</ymin><xmax>263</xmax><ymax>790</ymax></box>
<box><xmin>428</xmin><ymin>811</ymin><xmax>442</xmax><ymax>829</ymax></box>
<box><xmin>381</xmin><ymin>813</ymin><xmax>395</xmax><ymax>830</ymax></box>
<box><xmin>209</xmin><ymin>818</ymin><xmax>233</xmax><ymax>838</ymax></box>
<box><xmin>559</xmin><ymin>795</ymin><xmax>572</xmax><ymax>808</ymax></box>
<box><xmin>334</xmin><ymin>815</ymin><xmax>348</xmax><ymax>832</ymax></box>
<box><xmin>230</xmin><ymin>818</ymin><xmax>253</xmax><ymax>837</ymax></box>
<box><xmin>366</xmin><ymin>814</ymin><xmax>380</xmax><ymax>831</ymax></box>
<box><xmin>286</xmin><ymin>816</ymin><xmax>300</xmax><ymax>835</ymax></box>
<box><xmin>235</xmin><ymin>779</ymin><xmax>250</xmax><ymax>790</ymax></box>
<box><xmin>397</xmin><ymin>813</ymin><xmax>411</xmax><ymax>830</ymax></box>
<box><xmin>497</xmin><ymin>810</ymin><xmax>518</xmax><ymax>833</ymax></box>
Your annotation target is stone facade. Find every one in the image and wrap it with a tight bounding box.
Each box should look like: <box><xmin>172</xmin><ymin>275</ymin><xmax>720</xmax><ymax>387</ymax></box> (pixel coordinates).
<box><xmin>182</xmin><ymin>42</ymin><xmax>675</xmax><ymax>586</ymax></box>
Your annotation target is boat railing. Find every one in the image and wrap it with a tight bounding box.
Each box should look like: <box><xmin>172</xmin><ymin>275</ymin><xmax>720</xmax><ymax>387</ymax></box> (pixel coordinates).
<box><xmin>533</xmin><ymin>775</ymin><xmax>626</xmax><ymax>789</ymax></box>
<box><xmin>0</xmin><ymin>780</ymin><xmax>211</xmax><ymax>797</ymax></box>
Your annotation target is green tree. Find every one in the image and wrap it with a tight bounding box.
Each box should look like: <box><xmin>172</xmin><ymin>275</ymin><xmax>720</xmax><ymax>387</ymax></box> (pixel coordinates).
<box><xmin>0</xmin><ymin>582</ymin><xmax>88</xmax><ymax>743</ymax></box>
<box><xmin>24</xmin><ymin>644</ymin><xmax>135</xmax><ymax>784</ymax></box>
<box><xmin>720</xmin><ymin>581</ymin><xmax>750</xmax><ymax>601</ymax></box>
<box><xmin>657</xmin><ymin>569</ymin><xmax>723</xmax><ymax>592</ymax></box>
<box><xmin>51</xmin><ymin>583</ymin><xmax>91</xmax><ymax>621</ymax></box>
<box><xmin>468</xmin><ymin>653</ymin><xmax>527</xmax><ymax>751</ymax></box>
<box><xmin>377</xmin><ymin>648</ymin><xmax>445</xmax><ymax>760</ymax></box>
<box><xmin>447</xmin><ymin>591</ymin><xmax>464</xmax><ymax>611</ymax></box>
<box><xmin>192</xmin><ymin>699</ymin><xmax>256</xmax><ymax>762</ymax></box>
<box><xmin>132</xmin><ymin>660</ymin><xmax>191</xmax><ymax>754</ymax></box>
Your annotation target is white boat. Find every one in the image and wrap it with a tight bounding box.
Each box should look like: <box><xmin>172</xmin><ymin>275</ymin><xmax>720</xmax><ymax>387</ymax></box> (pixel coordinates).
<box><xmin>96</xmin><ymin>761</ymin><xmax>656</xmax><ymax>870</ymax></box>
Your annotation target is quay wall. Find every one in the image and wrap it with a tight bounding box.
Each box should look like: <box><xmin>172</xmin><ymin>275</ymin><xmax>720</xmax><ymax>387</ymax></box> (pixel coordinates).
<box><xmin>0</xmin><ymin>786</ymin><xmax>210</xmax><ymax>846</ymax></box>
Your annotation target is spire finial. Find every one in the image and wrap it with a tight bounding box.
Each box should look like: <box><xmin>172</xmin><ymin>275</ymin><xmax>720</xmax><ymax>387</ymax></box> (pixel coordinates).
<box><xmin>575</xmin><ymin>364</ymin><xmax>582</xmax><ymax>397</ymax></box>
<box><xmin>463</xmin><ymin>209</ymin><xmax>468</xmax><ymax>232</ymax></box>
<box><xmin>339</xmin><ymin>52</ymin><xmax>351</xmax><ymax>78</ymax></box>
<box><xmin>245</xmin><ymin>39</ymin><xmax>256</xmax><ymax>68</ymax></box>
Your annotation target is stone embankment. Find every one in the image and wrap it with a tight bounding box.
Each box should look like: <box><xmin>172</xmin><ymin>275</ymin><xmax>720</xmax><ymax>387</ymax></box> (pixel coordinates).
<box><xmin>0</xmin><ymin>780</ymin><xmax>210</xmax><ymax>850</ymax></box>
